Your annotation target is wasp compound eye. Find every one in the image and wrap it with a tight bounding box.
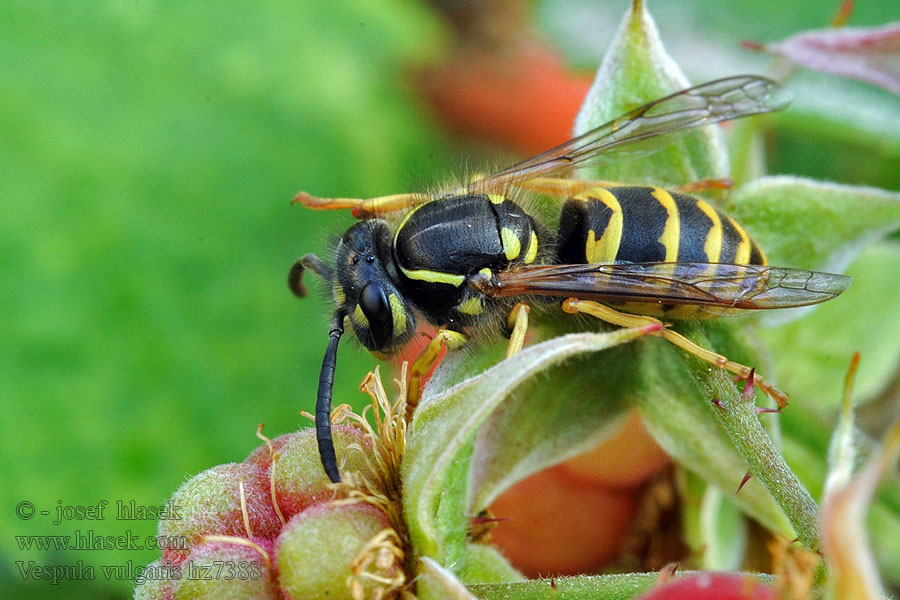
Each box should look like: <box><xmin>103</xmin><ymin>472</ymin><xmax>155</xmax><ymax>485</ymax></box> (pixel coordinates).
<box><xmin>359</xmin><ymin>281</ymin><xmax>393</xmax><ymax>351</ymax></box>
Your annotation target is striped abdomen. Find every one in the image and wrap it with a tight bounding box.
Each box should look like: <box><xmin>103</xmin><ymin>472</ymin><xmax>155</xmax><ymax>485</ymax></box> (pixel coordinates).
<box><xmin>556</xmin><ymin>186</ymin><xmax>766</xmax><ymax>266</ymax></box>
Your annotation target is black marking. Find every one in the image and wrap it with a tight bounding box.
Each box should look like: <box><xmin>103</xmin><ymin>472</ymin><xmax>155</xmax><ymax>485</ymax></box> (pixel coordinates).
<box><xmin>495</xmin><ymin>199</ymin><xmax>535</xmax><ymax>260</ymax></box>
<box><xmin>556</xmin><ymin>197</ymin><xmax>614</xmax><ymax>264</ymax></box>
<box><xmin>719</xmin><ymin>215</ymin><xmax>742</xmax><ymax>264</ymax></box>
<box><xmin>749</xmin><ymin>241</ymin><xmax>766</xmax><ymax>266</ymax></box>
<box><xmin>672</xmin><ymin>193</ymin><xmax>715</xmax><ymax>262</ymax></box>
<box><xmin>609</xmin><ymin>187</ymin><xmax>668</xmax><ymax>262</ymax></box>
<box><xmin>397</xmin><ymin>195</ymin><xmax>505</xmax><ymax>275</ymax></box>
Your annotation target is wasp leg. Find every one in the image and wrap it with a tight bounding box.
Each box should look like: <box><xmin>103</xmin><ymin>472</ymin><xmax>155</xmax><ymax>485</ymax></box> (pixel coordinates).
<box><xmin>298</xmin><ymin>173</ymin><xmax>497</xmax><ymax>217</ymax></box>
<box><xmin>513</xmin><ymin>176</ymin><xmax>734</xmax><ymax>200</ymax></box>
<box><xmin>407</xmin><ymin>329</ymin><xmax>468</xmax><ymax>420</ymax></box>
<box><xmin>561</xmin><ymin>298</ymin><xmax>789</xmax><ymax>408</ymax></box>
<box><xmin>468</xmin><ymin>508</ymin><xmax>500</xmax><ymax>544</ymax></box>
<box><xmin>511</xmin><ymin>177</ymin><xmax>625</xmax><ymax>199</ymax></box>
<box><xmin>675</xmin><ymin>178</ymin><xmax>734</xmax><ymax>194</ymax></box>
<box><xmin>504</xmin><ymin>302</ymin><xmax>531</xmax><ymax>358</ymax></box>
<box><xmin>294</xmin><ymin>191</ymin><xmax>428</xmax><ymax>219</ymax></box>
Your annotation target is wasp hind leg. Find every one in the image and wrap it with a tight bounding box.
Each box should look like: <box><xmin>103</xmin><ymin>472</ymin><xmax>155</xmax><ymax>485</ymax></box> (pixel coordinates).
<box><xmin>561</xmin><ymin>298</ymin><xmax>789</xmax><ymax>408</ymax></box>
<box><xmin>512</xmin><ymin>177</ymin><xmax>623</xmax><ymax>199</ymax></box>
<box><xmin>293</xmin><ymin>191</ymin><xmax>428</xmax><ymax>219</ymax></box>
<box><xmin>675</xmin><ymin>178</ymin><xmax>733</xmax><ymax>194</ymax></box>
<box><xmin>512</xmin><ymin>177</ymin><xmax>734</xmax><ymax>200</ymax></box>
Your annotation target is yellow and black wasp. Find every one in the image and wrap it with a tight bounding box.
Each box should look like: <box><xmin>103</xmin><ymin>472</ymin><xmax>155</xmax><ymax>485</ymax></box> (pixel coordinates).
<box><xmin>289</xmin><ymin>75</ymin><xmax>850</xmax><ymax>483</ymax></box>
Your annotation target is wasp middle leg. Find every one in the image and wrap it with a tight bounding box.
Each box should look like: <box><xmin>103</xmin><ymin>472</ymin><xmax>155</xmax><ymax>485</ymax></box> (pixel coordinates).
<box><xmin>504</xmin><ymin>302</ymin><xmax>531</xmax><ymax>358</ymax></box>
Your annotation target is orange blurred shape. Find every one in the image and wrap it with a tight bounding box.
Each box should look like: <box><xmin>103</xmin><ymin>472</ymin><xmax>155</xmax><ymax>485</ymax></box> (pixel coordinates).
<box><xmin>415</xmin><ymin>42</ymin><xmax>592</xmax><ymax>155</ymax></box>
<box><xmin>488</xmin><ymin>464</ymin><xmax>637</xmax><ymax>577</ymax></box>
<box><xmin>559</xmin><ymin>409</ymin><xmax>671</xmax><ymax>489</ymax></box>
<box><xmin>635</xmin><ymin>572</ymin><xmax>775</xmax><ymax>600</ymax></box>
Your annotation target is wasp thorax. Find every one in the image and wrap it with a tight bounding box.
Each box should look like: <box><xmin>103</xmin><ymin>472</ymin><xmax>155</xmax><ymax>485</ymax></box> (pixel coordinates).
<box><xmin>334</xmin><ymin>220</ymin><xmax>416</xmax><ymax>352</ymax></box>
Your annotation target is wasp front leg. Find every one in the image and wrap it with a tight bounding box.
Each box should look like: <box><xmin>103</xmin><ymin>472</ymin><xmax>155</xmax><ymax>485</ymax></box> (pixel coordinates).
<box><xmin>406</xmin><ymin>329</ymin><xmax>468</xmax><ymax>420</ymax></box>
<box><xmin>405</xmin><ymin>301</ymin><xmax>532</xmax><ymax>419</ymax></box>
<box><xmin>561</xmin><ymin>298</ymin><xmax>789</xmax><ymax>408</ymax></box>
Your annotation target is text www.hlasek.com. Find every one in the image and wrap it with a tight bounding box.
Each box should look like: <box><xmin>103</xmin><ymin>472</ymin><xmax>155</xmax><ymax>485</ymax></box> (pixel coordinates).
<box><xmin>16</xmin><ymin>529</ymin><xmax>185</xmax><ymax>552</ymax></box>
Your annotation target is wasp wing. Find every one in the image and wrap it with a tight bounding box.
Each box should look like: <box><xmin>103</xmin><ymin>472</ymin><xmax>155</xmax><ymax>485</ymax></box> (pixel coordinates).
<box><xmin>475</xmin><ymin>262</ymin><xmax>849</xmax><ymax>312</ymax></box>
<box><xmin>469</xmin><ymin>75</ymin><xmax>790</xmax><ymax>193</ymax></box>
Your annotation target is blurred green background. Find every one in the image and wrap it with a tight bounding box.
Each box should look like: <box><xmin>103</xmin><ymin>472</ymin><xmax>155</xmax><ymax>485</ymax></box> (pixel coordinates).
<box><xmin>2</xmin><ymin>1</ymin><xmax>898</xmax><ymax>597</ymax></box>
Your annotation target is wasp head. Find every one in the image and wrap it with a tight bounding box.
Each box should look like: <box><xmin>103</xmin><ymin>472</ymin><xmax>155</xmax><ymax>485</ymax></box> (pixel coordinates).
<box><xmin>333</xmin><ymin>220</ymin><xmax>416</xmax><ymax>353</ymax></box>
<box><xmin>288</xmin><ymin>219</ymin><xmax>417</xmax><ymax>483</ymax></box>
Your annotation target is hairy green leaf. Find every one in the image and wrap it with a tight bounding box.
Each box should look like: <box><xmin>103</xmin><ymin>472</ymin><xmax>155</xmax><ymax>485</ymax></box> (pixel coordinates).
<box><xmin>402</xmin><ymin>328</ymin><xmax>655</xmax><ymax>563</ymax></box>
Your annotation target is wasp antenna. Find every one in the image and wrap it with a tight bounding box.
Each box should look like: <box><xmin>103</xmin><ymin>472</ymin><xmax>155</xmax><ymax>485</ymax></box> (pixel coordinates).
<box><xmin>316</xmin><ymin>311</ymin><xmax>345</xmax><ymax>483</ymax></box>
<box><xmin>288</xmin><ymin>253</ymin><xmax>333</xmax><ymax>298</ymax></box>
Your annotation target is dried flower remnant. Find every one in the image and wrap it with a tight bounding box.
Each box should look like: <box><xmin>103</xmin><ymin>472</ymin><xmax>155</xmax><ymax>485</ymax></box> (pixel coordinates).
<box><xmin>820</xmin><ymin>353</ymin><xmax>900</xmax><ymax>600</ymax></box>
<box><xmin>744</xmin><ymin>19</ymin><xmax>900</xmax><ymax>95</ymax></box>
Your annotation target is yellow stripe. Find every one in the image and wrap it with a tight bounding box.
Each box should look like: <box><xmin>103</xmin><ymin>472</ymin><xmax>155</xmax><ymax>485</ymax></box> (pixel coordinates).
<box><xmin>652</xmin><ymin>187</ymin><xmax>680</xmax><ymax>262</ymax></box>
<box><xmin>394</xmin><ymin>203</ymin><xmax>423</xmax><ymax>246</ymax></box>
<box><xmin>523</xmin><ymin>231</ymin><xmax>538</xmax><ymax>264</ymax></box>
<box><xmin>695</xmin><ymin>200</ymin><xmax>722</xmax><ymax>263</ymax></box>
<box><xmin>487</xmin><ymin>194</ymin><xmax>506</xmax><ymax>205</ymax></box>
<box><xmin>399</xmin><ymin>266</ymin><xmax>466</xmax><ymax>287</ymax></box>
<box><xmin>613</xmin><ymin>301</ymin><xmax>694</xmax><ymax>318</ymax></box>
<box><xmin>729</xmin><ymin>217</ymin><xmax>751</xmax><ymax>264</ymax></box>
<box><xmin>582</xmin><ymin>188</ymin><xmax>622</xmax><ymax>263</ymax></box>
<box><xmin>501</xmin><ymin>227</ymin><xmax>521</xmax><ymax>260</ymax></box>
<box><xmin>333</xmin><ymin>283</ymin><xmax>346</xmax><ymax>306</ymax></box>
<box><xmin>352</xmin><ymin>304</ymin><xmax>369</xmax><ymax>328</ymax></box>
<box><xmin>456</xmin><ymin>296</ymin><xmax>483</xmax><ymax>315</ymax></box>
<box><xmin>388</xmin><ymin>293</ymin><xmax>407</xmax><ymax>335</ymax></box>
<box><xmin>661</xmin><ymin>305</ymin><xmax>702</xmax><ymax>319</ymax></box>
<box><xmin>584</xmin><ymin>229</ymin><xmax>599</xmax><ymax>263</ymax></box>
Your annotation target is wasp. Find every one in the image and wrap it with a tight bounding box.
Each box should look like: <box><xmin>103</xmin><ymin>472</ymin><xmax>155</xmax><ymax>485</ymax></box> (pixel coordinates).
<box><xmin>289</xmin><ymin>75</ymin><xmax>851</xmax><ymax>483</ymax></box>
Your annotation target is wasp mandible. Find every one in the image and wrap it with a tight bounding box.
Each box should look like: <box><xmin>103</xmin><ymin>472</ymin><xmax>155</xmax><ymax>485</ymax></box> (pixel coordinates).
<box><xmin>289</xmin><ymin>75</ymin><xmax>851</xmax><ymax>483</ymax></box>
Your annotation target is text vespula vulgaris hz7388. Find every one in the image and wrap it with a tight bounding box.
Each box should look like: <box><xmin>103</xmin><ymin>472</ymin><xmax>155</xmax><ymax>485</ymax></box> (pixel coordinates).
<box><xmin>288</xmin><ymin>75</ymin><xmax>850</xmax><ymax>483</ymax></box>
